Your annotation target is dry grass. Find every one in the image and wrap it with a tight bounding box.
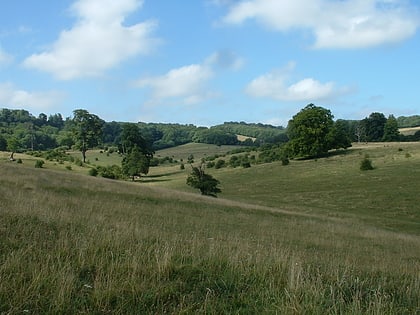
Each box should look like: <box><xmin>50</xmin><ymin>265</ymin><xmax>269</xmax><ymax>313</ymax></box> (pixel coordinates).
<box><xmin>1</xmin><ymin>144</ymin><xmax>420</xmax><ymax>313</ymax></box>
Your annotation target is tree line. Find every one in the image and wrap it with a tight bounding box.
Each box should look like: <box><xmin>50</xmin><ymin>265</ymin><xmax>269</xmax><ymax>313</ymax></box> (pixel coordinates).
<box><xmin>1</xmin><ymin>107</ymin><xmax>419</xmax><ymax>157</ymax></box>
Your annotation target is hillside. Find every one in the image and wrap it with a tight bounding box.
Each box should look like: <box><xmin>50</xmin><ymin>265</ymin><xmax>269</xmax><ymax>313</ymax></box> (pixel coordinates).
<box><xmin>1</xmin><ymin>143</ymin><xmax>419</xmax><ymax>313</ymax></box>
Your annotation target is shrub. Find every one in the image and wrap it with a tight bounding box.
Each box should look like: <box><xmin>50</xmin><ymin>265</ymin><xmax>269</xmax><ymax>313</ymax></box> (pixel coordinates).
<box><xmin>180</xmin><ymin>163</ymin><xmax>185</xmax><ymax>170</ymax></box>
<box><xmin>215</xmin><ymin>159</ymin><xmax>226</xmax><ymax>169</ymax></box>
<box><xmin>360</xmin><ymin>157</ymin><xmax>374</xmax><ymax>171</ymax></box>
<box><xmin>242</xmin><ymin>162</ymin><xmax>251</xmax><ymax>168</ymax></box>
<box><xmin>89</xmin><ymin>168</ymin><xmax>98</xmax><ymax>176</ymax></box>
<box><xmin>35</xmin><ymin>160</ymin><xmax>44</xmax><ymax>168</ymax></box>
<box><xmin>65</xmin><ymin>165</ymin><xmax>72</xmax><ymax>171</ymax></box>
<box><xmin>281</xmin><ymin>157</ymin><xmax>290</xmax><ymax>166</ymax></box>
<box><xmin>186</xmin><ymin>165</ymin><xmax>221</xmax><ymax>197</ymax></box>
<box><xmin>16</xmin><ymin>159</ymin><xmax>23</xmax><ymax>164</ymax></box>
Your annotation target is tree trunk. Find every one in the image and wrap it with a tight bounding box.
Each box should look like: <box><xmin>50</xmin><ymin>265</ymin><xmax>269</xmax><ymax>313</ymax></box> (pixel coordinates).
<box><xmin>82</xmin><ymin>149</ymin><xmax>86</xmax><ymax>163</ymax></box>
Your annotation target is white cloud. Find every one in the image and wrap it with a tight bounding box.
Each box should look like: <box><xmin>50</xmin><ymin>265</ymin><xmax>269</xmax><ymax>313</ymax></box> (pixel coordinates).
<box><xmin>23</xmin><ymin>0</ymin><xmax>158</xmax><ymax>80</ymax></box>
<box><xmin>0</xmin><ymin>47</ymin><xmax>13</xmax><ymax>65</ymax></box>
<box><xmin>135</xmin><ymin>64</ymin><xmax>214</xmax><ymax>105</ymax></box>
<box><xmin>246</xmin><ymin>63</ymin><xmax>346</xmax><ymax>101</ymax></box>
<box><xmin>222</xmin><ymin>0</ymin><xmax>420</xmax><ymax>48</ymax></box>
<box><xmin>0</xmin><ymin>82</ymin><xmax>64</xmax><ymax>110</ymax></box>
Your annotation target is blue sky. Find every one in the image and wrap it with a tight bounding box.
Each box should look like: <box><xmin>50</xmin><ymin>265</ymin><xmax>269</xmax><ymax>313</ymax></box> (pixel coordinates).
<box><xmin>0</xmin><ymin>0</ymin><xmax>419</xmax><ymax>126</ymax></box>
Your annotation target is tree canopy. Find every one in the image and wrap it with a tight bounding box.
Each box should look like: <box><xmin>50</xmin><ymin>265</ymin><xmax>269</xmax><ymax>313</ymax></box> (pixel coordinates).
<box><xmin>287</xmin><ymin>104</ymin><xmax>334</xmax><ymax>158</ymax></box>
<box><xmin>186</xmin><ymin>165</ymin><xmax>221</xmax><ymax>197</ymax></box>
<box><xmin>71</xmin><ymin>109</ymin><xmax>104</xmax><ymax>163</ymax></box>
<box><xmin>120</xmin><ymin>123</ymin><xmax>154</xmax><ymax>180</ymax></box>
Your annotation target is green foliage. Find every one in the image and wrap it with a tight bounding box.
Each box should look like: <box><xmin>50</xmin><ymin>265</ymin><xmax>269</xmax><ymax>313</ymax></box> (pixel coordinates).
<box><xmin>96</xmin><ymin>165</ymin><xmax>123</xmax><ymax>179</ymax></box>
<box><xmin>397</xmin><ymin>115</ymin><xmax>420</xmax><ymax>128</ymax></box>
<box><xmin>186</xmin><ymin>165</ymin><xmax>221</xmax><ymax>197</ymax></box>
<box><xmin>88</xmin><ymin>168</ymin><xmax>98</xmax><ymax>176</ymax></box>
<box><xmin>34</xmin><ymin>160</ymin><xmax>44</xmax><ymax>168</ymax></box>
<box><xmin>382</xmin><ymin>115</ymin><xmax>400</xmax><ymax>142</ymax></box>
<box><xmin>193</xmin><ymin>128</ymin><xmax>238</xmax><ymax>145</ymax></box>
<box><xmin>71</xmin><ymin>109</ymin><xmax>105</xmax><ymax>163</ymax></box>
<box><xmin>287</xmin><ymin>104</ymin><xmax>335</xmax><ymax>158</ymax></box>
<box><xmin>119</xmin><ymin>124</ymin><xmax>153</xmax><ymax>180</ymax></box>
<box><xmin>360</xmin><ymin>157</ymin><xmax>374</xmax><ymax>170</ymax></box>
<box><xmin>122</xmin><ymin>148</ymin><xmax>150</xmax><ymax>180</ymax></box>
<box><xmin>362</xmin><ymin>112</ymin><xmax>387</xmax><ymax>142</ymax></box>
<box><xmin>214</xmin><ymin>159</ymin><xmax>226</xmax><ymax>169</ymax></box>
<box><xmin>213</xmin><ymin>121</ymin><xmax>287</xmax><ymax>144</ymax></box>
<box><xmin>0</xmin><ymin>134</ymin><xmax>7</xmax><ymax>151</ymax></box>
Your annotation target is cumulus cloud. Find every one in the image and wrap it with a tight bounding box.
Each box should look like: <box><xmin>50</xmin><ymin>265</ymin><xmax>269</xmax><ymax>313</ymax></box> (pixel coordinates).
<box><xmin>222</xmin><ymin>0</ymin><xmax>420</xmax><ymax>48</ymax></box>
<box><xmin>23</xmin><ymin>0</ymin><xmax>158</xmax><ymax>80</ymax></box>
<box><xmin>0</xmin><ymin>82</ymin><xmax>64</xmax><ymax>110</ymax></box>
<box><xmin>135</xmin><ymin>64</ymin><xmax>214</xmax><ymax>105</ymax></box>
<box><xmin>246</xmin><ymin>63</ymin><xmax>347</xmax><ymax>101</ymax></box>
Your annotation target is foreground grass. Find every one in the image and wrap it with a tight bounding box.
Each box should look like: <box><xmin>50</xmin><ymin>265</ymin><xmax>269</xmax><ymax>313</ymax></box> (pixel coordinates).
<box><xmin>1</xmin><ymin>161</ymin><xmax>419</xmax><ymax>314</ymax></box>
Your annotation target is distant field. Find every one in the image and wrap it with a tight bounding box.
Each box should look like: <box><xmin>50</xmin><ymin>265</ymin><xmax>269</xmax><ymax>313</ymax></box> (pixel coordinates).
<box><xmin>399</xmin><ymin>126</ymin><xmax>420</xmax><ymax>135</ymax></box>
<box><xmin>155</xmin><ymin>143</ymin><xmax>241</xmax><ymax>161</ymax></box>
<box><xmin>1</xmin><ymin>142</ymin><xmax>419</xmax><ymax>313</ymax></box>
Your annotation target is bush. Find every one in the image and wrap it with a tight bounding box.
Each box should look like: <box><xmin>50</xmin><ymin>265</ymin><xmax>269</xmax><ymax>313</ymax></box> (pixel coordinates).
<box><xmin>89</xmin><ymin>168</ymin><xmax>98</xmax><ymax>176</ymax></box>
<box><xmin>215</xmin><ymin>159</ymin><xmax>226</xmax><ymax>169</ymax></box>
<box><xmin>180</xmin><ymin>163</ymin><xmax>185</xmax><ymax>170</ymax></box>
<box><xmin>360</xmin><ymin>157</ymin><xmax>374</xmax><ymax>171</ymax></box>
<box><xmin>16</xmin><ymin>159</ymin><xmax>23</xmax><ymax>164</ymax></box>
<box><xmin>35</xmin><ymin>160</ymin><xmax>44</xmax><ymax>168</ymax></box>
<box><xmin>65</xmin><ymin>165</ymin><xmax>72</xmax><ymax>171</ymax></box>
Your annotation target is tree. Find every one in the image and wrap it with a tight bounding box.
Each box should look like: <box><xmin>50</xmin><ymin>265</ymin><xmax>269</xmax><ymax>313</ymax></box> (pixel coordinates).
<box><xmin>329</xmin><ymin>119</ymin><xmax>352</xmax><ymax>150</ymax></box>
<box><xmin>382</xmin><ymin>115</ymin><xmax>400</xmax><ymax>142</ymax></box>
<box><xmin>287</xmin><ymin>104</ymin><xmax>335</xmax><ymax>158</ymax></box>
<box><xmin>7</xmin><ymin>136</ymin><xmax>20</xmax><ymax>160</ymax></box>
<box><xmin>71</xmin><ymin>109</ymin><xmax>104</xmax><ymax>163</ymax></box>
<box><xmin>122</xmin><ymin>148</ymin><xmax>150</xmax><ymax>180</ymax></box>
<box><xmin>119</xmin><ymin>123</ymin><xmax>154</xmax><ymax>179</ymax></box>
<box><xmin>362</xmin><ymin>112</ymin><xmax>387</xmax><ymax>141</ymax></box>
<box><xmin>0</xmin><ymin>134</ymin><xmax>7</xmax><ymax>151</ymax></box>
<box><xmin>186</xmin><ymin>164</ymin><xmax>221</xmax><ymax>197</ymax></box>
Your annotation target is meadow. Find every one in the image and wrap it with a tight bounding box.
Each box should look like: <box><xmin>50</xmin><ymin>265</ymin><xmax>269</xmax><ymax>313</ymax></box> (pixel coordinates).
<box><xmin>0</xmin><ymin>142</ymin><xmax>419</xmax><ymax>314</ymax></box>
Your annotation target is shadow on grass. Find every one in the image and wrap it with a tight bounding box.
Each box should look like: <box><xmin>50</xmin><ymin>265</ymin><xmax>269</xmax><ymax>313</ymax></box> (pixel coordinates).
<box><xmin>138</xmin><ymin>178</ymin><xmax>172</xmax><ymax>183</ymax></box>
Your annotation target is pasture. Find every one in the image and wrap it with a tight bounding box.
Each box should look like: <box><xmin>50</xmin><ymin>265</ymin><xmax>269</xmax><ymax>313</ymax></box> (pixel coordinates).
<box><xmin>0</xmin><ymin>142</ymin><xmax>419</xmax><ymax>314</ymax></box>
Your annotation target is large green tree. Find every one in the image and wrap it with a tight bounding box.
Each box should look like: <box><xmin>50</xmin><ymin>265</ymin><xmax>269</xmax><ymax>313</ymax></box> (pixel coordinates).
<box><xmin>122</xmin><ymin>147</ymin><xmax>150</xmax><ymax>181</ymax></box>
<box><xmin>287</xmin><ymin>104</ymin><xmax>336</xmax><ymax>158</ymax></box>
<box><xmin>120</xmin><ymin>123</ymin><xmax>153</xmax><ymax>179</ymax></box>
<box><xmin>71</xmin><ymin>109</ymin><xmax>104</xmax><ymax>163</ymax></box>
<box><xmin>362</xmin><ymin>112</ymin><xmax>387</xmax><ymax>142</ymax></box>
<box><xmin>382</xmin><ymin>115</ymin><xmax>400</xmax><ymax>142</ymax></box>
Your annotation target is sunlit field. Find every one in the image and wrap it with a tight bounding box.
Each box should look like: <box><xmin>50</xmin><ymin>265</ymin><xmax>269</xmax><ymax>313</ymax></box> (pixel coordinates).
<box><xmin>1</xmin><ymin>142</ymin><xmax>419</xmax><ymax>314</ymax></box>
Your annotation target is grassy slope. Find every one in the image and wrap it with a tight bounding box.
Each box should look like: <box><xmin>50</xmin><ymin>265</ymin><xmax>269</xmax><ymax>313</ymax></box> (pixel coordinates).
<box><xmin>1</xmin><ymin>143</ymin><xmax>420</xmax><ymax>314</ymax></box>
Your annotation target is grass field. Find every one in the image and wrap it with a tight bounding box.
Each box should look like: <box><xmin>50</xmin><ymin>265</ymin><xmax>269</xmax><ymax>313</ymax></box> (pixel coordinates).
<box><xmin>1</xmin><ymin>142</ymin><xmax>419</xmax><ymax>314</ymax></box>
<box><xmin>399</xmin><ymin>126</ymin><xmax>420</xmax><ymax>136</ymax></box>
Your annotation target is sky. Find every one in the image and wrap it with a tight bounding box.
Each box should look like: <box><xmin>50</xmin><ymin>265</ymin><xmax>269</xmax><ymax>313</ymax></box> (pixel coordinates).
<box><xmin>0</xmin><ymin>0</ymin><xmax>419</xmax><ymax>127</ymax></box>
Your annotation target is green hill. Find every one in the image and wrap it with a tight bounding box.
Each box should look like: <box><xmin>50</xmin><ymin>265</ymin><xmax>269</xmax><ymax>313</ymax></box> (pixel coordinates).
<box><xmin>1</xmin><ymin>143</ymin><xmax>419</xmax><ymax>313</ymax></box>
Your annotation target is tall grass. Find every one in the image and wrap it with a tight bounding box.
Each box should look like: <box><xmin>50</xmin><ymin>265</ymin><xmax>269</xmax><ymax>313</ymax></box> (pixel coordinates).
<box><xmin>1</xmin><ymin>150</ymin><xmax>419</xmax><ymax>314</ymax></box>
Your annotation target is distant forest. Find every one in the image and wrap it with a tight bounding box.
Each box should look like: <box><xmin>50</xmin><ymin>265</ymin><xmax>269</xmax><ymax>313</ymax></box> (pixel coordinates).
<box><xmin>0</xmin><ymin>108</ymin><xmax>419</xmax><ymax>153</ymax></box>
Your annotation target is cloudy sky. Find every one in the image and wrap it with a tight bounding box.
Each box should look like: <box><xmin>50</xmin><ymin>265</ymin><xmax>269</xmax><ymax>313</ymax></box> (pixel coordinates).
<box><xmin>1</xmin><ymin>0</ymin><xmax>419</xmax><ymax>126</ymax></box>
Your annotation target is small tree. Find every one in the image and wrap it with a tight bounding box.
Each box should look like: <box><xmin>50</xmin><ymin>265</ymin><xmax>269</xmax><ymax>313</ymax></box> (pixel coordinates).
<box><xmin>186</xmin><ymin>164</ymin><xmax>221</xmax><ymax>197</ymax></box>
<box><xmin>360</xmin><ymin>157</ymin><xmax>374</xmax><ymax>171</ymax></box>
<box><xmin>7</xmin><ymin>137</ymin><xmax>20</xmax><ymax>161</ymax></box>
